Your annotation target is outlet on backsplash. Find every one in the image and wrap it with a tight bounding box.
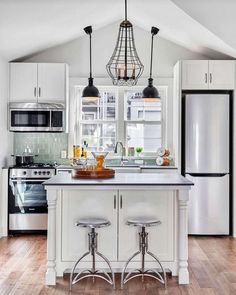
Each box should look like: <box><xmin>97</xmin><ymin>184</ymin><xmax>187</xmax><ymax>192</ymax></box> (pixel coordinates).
<box><xmin>13</xmin><ymin>133</ymin><xmax>69</xmax><ymax>164</ymax></box>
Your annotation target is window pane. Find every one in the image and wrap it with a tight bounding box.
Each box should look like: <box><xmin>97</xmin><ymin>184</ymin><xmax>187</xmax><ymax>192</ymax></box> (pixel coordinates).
<box><xmin>82</xmin><ymin>106</ymin><xmax>98</xmax><ymax>120</ymax></box>
<box><xmin>126</xmin><ymin>123</ymin><xmax>162</xmax><ymax>152</ymax></box>
<box><xmin>125</xmin><ymin>91</ymin><xmax>161</xmax><ymax>121</ymax></box>
<box><xmin>81</xmin><ymin>123</ymin><xmax>116</xmax><ymax>151</ymax></box>
<box><xmin>82</xmin><ymin>124</ymin><xmax>100</xmax><ymax>137</ymax></box>
<box><xmin>102</xmin><ymin>123</ymin><xmax>116</xmax><ymax>137</ymax></box>
<box><xmin>101</xmin><ymin>137</ymin><xmax>116</xmax><ymax>151</ymax></box>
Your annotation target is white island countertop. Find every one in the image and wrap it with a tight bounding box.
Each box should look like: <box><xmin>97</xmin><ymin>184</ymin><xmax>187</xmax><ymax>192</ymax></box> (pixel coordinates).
<box><xmin>43</xmin><ymin>172</ymin><xmax>193</xmax><ymax>187</ymax></box>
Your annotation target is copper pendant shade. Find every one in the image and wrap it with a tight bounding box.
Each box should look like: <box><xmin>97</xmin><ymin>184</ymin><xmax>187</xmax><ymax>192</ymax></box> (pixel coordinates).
<box><xmin>106</xmin><ymin>0</ymin><xmax>144</xmax><ymax>86</ymax></box>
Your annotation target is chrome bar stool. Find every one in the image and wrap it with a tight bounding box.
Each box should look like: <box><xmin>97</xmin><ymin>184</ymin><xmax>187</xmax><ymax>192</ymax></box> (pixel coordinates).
<box><xmin>69</xmin><ymin>218</ymin><xmax>115</xmax><ymax>291</ymax></box>
<box><xmin>121</xmin><ymin>217</ymin><xmax>167</xmax><ymax>289</ymax></box>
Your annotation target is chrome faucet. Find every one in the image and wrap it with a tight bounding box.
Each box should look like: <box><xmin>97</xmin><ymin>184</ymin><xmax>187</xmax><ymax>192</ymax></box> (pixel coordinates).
<box><xmin>114</xmin><ymin>141</ymin><xmax>128</xmax><ymax>165</ymax></box>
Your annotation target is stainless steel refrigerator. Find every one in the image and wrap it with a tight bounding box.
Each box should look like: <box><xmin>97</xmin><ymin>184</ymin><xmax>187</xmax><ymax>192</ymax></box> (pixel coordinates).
<box><xmin>184</xmin><ymin>93</ymin><xmax>231</xmax><ymax>235</ymax></box>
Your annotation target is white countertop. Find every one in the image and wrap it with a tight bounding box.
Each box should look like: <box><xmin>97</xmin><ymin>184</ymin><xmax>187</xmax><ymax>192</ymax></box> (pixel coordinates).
<box><xmin>56</xmin><ymin>165</ymin><xmax>178</xmax><ymax>170</ymax></box>
<box><xmin>43</xmin><ymin>172</ymin><xmax>193</xmax><ymax>186</ymax></box>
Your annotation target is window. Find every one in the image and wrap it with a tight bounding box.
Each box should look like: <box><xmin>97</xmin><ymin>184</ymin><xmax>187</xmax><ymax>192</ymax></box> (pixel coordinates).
<box><xmin>75</xmin><ymin>85</ymin><xmax>167</xmax><ymax>153</ymax></box>
<box><xmin>77</xmin><ymin>87</ymin><xmax>118</xmax><ymax>151</ymax></box>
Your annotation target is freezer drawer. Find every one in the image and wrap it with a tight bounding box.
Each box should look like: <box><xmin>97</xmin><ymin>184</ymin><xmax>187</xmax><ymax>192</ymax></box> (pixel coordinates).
<box><xmin>185</xmin><ymin>94</ymin><xmax>229</xmax><ymax>173</ymax></box>
<box><xmin>186</xmin><ymin>174</ymin><xmax>229</xmax><ymax>235</ymax></box>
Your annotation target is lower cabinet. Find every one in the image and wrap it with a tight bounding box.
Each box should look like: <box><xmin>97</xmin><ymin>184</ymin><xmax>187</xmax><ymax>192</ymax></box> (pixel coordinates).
<box><xmin>61</xmin><ymin>189</ymin><xmax>174</xmax><ymax>263</ymax></box>
<box><xmin>62</xmin><ymin>189</ymin><xmax>118</xmax><ymax>262</ymax></box>
<box><xmin>118</xmin><ymin>190</ymin><xmax>174</xmax><ymax>262</ymax></box>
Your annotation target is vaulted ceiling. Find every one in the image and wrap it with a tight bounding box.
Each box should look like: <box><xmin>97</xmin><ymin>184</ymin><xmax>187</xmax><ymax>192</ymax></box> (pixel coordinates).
<box><xmin>0</xmin><ymin>0</ymin><xmax>235</xmax><ymax>61</ymax></box>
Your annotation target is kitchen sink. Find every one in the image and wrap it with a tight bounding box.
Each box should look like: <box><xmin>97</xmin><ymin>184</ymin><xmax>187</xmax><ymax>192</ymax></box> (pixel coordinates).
<box><xmin>107</xmin><ymin>165</ymin><xmax>141</xmax><ymax>173</ymax></box>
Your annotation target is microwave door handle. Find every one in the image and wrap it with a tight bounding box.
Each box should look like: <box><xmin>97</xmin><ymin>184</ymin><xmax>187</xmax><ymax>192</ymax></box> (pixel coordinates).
<box><xmin>11</xmin><ymin>179</ymin><xmax>49</xmax><ymax>183</ymax></box>
<box><xmin>50</xmin><ymin>110</ymin><xmax>52</xmax><ymax>130</ymax></box>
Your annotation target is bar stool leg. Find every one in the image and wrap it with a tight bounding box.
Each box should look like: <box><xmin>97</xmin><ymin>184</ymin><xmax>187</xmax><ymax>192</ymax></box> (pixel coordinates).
<box><xmin>69</xmin><ymin>251</ymin><xmax>90</xmax><ymax>291</ymax></box>
<box><xmin>121</xmin><ymin>226</ymin><xmax>167</xmax><ymax>289</ymax></box>
<box><xmin>70</xmin><ymin>227</ymin><xmax>115</xmax><ymax>291</ymax></box>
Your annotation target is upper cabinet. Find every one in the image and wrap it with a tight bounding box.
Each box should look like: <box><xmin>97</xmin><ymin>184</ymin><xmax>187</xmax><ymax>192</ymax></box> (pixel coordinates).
<box><xmin>181</xmin><ymin>60</ymin><xmax>235</xmax><ymax>90</ymax></box>
<box><xmin>9</xmin><ymin>62</ymin><xmax>68</xmax><ymax>102</ymax></box>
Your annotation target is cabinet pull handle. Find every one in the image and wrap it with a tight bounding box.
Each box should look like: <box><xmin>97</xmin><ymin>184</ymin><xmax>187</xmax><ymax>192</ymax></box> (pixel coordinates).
<box><xmin>38</xmin><ymin>87</ymin><xmax>41</xmax><ymax>97</ymax></box>
<box><xmin>114</xmin><ymin>195</ymin><xmax>116</xmax><ymax>209</ymax></box>
<box><xmin>210</xmin><ymin>73</ymin><xmax>212</xmax><ymax>83</ymax></box>
<box><xmin>34</xmin><ymin>87</ymin><xmax>36</xmax><ymax>97</ymax></box>
<box><xmin>205</xmin><ymin>73</ymin><xmax>208</xmax><ymax>84</ymax></box>
<box><xmin>120</xmin><ymin>195</ymin><xmax>123</xmax><ymax>209</ymax></box>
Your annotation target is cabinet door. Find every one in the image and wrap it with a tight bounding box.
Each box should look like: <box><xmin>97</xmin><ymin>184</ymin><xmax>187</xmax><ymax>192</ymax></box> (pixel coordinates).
<box><xmin>62</xmin><ymin>189</ymin><xmax>117</xmax><ymax>262</ymax></box>
<box><xmin>182</xmin><ymin>60</ymin><xmax>209</xmax><ymax>90</ymax></box>
<box><xmin>119</xmin><ymin>190</ymin><xmax>174</xmax><ymax>262</ymax></box>
<box><xmin>10</xmin><ymin>63</ymin><xmax>37</xmax><ymax>101</ymax></box>
<box><xmin>209</xmin><ymin>60</ymin><xmax>235</xmax><ymax>89</ymax></box>
<box><xmin>38</xmin><ymin>63</ymin><xmax>66</xmax><ymax>102</ymax></box>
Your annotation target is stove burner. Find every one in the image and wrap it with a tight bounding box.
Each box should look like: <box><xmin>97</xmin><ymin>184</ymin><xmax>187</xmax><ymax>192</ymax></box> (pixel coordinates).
<box><xmin>14</xmin><ymin>162</ymin><xmax>56</xmax><ymax>168</ymax></box>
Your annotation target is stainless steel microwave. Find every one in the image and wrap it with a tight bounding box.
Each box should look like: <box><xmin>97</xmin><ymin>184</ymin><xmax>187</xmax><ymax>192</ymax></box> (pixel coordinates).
<box><xmin>9</xmin><ymin>102</ymin><xmax>65</xmax><ymax>132</ymax></box>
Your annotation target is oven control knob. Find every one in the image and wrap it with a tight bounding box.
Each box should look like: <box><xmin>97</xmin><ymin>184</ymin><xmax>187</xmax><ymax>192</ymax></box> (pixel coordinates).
<box><xmin>47</xmin><ymin>171</ymin><xmax>50</xmax><ymax>175</ymax></box>
<box><xmin>38</xmin><ymin>171</ymin><xmax>41</xmax><ymax>175</ymax></box>
<box><xmin>23</xmin><ymin>171</ymin><xmax>27</xmax><ymax>175</ymax></box>
<box><xmin>34</xmin><ymin>171</ymin><xmax>37</xmax><ymax>175</ymax></box>
<box><xmin>42</xmin><ymin>171</ymin><xmax>46</xmax><ymax>175</ymax></box>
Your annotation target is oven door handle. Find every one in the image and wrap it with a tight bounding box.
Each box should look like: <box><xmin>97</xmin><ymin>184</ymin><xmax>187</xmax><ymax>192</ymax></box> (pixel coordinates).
<box><xmin>11</xmin><ymin>179</ymin><xmax>49</xmax><ymax>183</ymax></box>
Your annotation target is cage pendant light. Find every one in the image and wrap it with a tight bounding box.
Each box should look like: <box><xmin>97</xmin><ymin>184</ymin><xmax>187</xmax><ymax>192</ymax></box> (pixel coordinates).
<box><xmin>142</xmin><ymin>27</ymin><xmax>160</xmax><ymax>100</ymax></box>
<box><xmin>106</xmin><ymin>0</ymin><xmax>144</xmax><ymax>86</ymax></box>
<box><xmin>82</xmin><ymin>25</ymin><xmax>100</xmax><ymax>100</ymax></box>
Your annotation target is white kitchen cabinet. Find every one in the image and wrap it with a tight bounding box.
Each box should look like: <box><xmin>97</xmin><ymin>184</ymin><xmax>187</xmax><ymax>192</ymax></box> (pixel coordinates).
<box><xmin>37</xmin><ymin>63</ymin><xmax>66</xmax><ymax>101</ymax></box>
<box><xmin>118</xmin><ymin>190</ymin><xmax>174</xmax><ymax>262</ymax></box>
<box><xmin>182</xmin><ymin>60</ymin><xmax>209</xmax><ymax>90</ymax></box>
<box><xmin>208</xmin><ymin>60</ymin><xmax>235</xmax><ymax>90</ymax></box>
<box><xmin>61</xmin><ymin>189</ymin><xmax>118</xmax><ymax>262</ymax></box>
<box><xmin>9</xmin><ymin>62</ymin><xmax>68</xmax><ymax>102</ymax></box>
<box><xmin>181</xmin><ymin>60</ymin><xmax>235</xmax><ymax>90</ymax></box>
<box><xmin>9</xmin><ymin>63</ymin><xmax>38</xmax><ymax>101</ymax></box>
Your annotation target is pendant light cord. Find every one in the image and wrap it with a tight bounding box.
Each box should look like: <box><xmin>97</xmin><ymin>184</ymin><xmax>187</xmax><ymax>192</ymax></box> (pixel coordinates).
<box><xmin>125</xmin><ymin>0</ymin><xmax>127</xmax><ymax>21</ymax></box>
<box><xmin>149</xmin><ymin>27</ymin><xmax>159</xmax><ymax>80</ymax></box>
<box><xmin>149</xmin><ymin>33</ymin><xmax>154</xmax><ymax>79</ymax></box>
<box><xmin>89</xmin><ymin>32</ymin><xmax>92</xmax><ymax>78</ymax></box>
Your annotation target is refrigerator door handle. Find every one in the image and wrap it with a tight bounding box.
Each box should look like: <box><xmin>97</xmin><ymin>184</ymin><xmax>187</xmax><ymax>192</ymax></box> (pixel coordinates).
<box><xmin>187</xmin><ymin>173</ymin><xmax>228</xmax><ymax>177</ymax></box>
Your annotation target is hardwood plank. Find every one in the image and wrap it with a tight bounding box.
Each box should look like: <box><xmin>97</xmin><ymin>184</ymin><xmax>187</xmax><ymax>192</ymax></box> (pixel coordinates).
<box><xmin>0</xmin><ymin>235</ymin><xmax>235</xmax><ymax>294</ymax></box>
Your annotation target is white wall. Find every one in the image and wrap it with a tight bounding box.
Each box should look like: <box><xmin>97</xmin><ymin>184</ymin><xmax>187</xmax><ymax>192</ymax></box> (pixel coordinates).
<box><xmin>23</xmin><ymin>22</ymin><xmax>208</xmax><ymax>78</ymax></box>
<box><xmin>0</xmin><ymin>56</ymin><xmax>12</xmax><ymax>237</ymax></box>
<box><xmin>0</xmin><ymin>57</ymin><xmax>11</xmax><ymax>167</ymax></box>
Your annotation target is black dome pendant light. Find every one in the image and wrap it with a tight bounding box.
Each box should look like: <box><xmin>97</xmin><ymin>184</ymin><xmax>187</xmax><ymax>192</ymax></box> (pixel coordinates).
<box><xmin>82</xmin><ymin>26</ymin><xmax>100</xmax><ymax>100</ymax></box>
<box><xmin>142</xmin><ymin>27</ymin><xmax>160</xmax><ymax>99</ymax></box>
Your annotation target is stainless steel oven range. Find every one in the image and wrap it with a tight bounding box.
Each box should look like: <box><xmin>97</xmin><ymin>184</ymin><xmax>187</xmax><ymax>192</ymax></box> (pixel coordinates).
<box><xmin>8</xmin><ymin>165</ymin><xmax>55</xmax><ymax>234</ymax></box>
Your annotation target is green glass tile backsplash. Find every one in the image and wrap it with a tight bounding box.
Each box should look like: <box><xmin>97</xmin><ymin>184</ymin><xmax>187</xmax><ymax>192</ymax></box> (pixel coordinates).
<box><xmin>14</xmin><ymin>133</ymin><xmax>68</xmax><ymax>164</ymax></box>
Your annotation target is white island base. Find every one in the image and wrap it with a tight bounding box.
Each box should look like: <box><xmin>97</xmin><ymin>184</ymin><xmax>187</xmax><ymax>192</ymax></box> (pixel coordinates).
<box><xmin>44</xmin><ymin>173</ymin><xmax>193</xmax><ymax>286</ymax></box>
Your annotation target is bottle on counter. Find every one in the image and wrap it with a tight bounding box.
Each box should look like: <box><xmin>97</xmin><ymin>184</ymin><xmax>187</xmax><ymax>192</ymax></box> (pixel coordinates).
<box><xmin>83</xmin><ymin>141</ymin><xmax>88</xmax><ymax>159</ymax></box>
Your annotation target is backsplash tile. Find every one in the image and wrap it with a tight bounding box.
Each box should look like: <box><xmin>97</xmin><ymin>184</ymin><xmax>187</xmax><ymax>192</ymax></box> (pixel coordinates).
<box><xmin>13</xmin><ymin>133</ymin><xmax>68</xmax><ymax>164</ymax></box>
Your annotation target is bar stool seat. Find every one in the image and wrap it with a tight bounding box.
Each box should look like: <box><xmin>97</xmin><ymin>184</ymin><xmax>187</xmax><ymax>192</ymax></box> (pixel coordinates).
<box><xmin>76</xmin><ymin>217</ymin><xmax>111</xmax><ymax>228</ymax></box>
<box><xmin>121</xmin><ymin>217</ymin><xmax>167</xmax><ymax>289</ymax></box>
<box><xmin>127</xmin><ymin>217</ymin><xmax>161</xmax><ymax>227</ymax></box>
<box><xmin>69</xmin><ymin>217</ymin><xmax>115</xmax><ymax>291</ymax></box>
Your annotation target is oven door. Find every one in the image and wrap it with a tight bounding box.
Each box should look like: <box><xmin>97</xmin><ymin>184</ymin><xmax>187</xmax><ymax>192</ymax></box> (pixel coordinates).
<box><xmin>10</xmin><ymin>109</ymin><xmax>50</xmax><ymax>131</ymax></box>
<box><xmin>9</xmin><ymin>179</ymin><xmax>48</xmax><ymax>213</ymax></box>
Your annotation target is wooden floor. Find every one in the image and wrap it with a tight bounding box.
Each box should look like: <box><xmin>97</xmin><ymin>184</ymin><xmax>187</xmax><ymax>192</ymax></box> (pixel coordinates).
<box><xmin>0</xmin><ymin>235</ymin><xmax>236</xmax><ymax>295</ymax></box>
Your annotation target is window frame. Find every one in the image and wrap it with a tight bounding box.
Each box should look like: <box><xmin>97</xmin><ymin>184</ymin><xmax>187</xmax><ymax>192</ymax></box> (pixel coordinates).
<box><xmin>73</xmin><ymin>84</ymin><xmax>168</xmax><ymax>153</ymax></box>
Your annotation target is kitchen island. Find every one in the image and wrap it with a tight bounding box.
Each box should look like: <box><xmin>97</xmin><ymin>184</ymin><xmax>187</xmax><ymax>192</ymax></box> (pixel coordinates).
<box><xmin>44</xmin><ymin>173</ymin><xmax>193</xmax><ymax>286</ymax></box>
